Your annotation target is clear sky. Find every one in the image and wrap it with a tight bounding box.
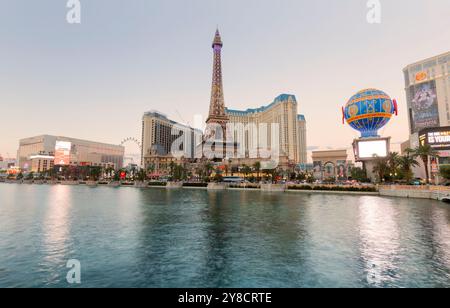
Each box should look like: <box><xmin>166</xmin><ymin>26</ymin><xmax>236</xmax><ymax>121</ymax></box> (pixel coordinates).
<box><xmin>1</xmin><ymin>0</ymin><xmax>450</xmax><ymax>160</ymax></box>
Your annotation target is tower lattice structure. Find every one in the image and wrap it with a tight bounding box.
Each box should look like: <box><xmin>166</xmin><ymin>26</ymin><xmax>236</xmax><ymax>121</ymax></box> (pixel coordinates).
<box><xmin>206</xmin><ymin>29</ymin><xmax>229</xmax><ymax>141</ymax></box>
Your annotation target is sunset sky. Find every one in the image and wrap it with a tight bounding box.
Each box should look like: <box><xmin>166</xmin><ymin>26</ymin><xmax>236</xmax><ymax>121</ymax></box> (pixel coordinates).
<box><xmin>1</xmin><ymin>0</ymin><xmax>450</xmax><ymax>161</ymax></box>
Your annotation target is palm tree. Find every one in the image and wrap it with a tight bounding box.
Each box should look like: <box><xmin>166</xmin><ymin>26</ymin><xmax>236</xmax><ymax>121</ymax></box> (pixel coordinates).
<box><xmin>136</xmin><ymin>169</ymin><xmax>146</xmax><ymax>182</ymax></box>
<box><xmin>202</xmin><ymin>161</ymin><xmax>214</xmax><ymax>180</ymax></box>
<box><xmin>173</xmin><ymin>164</ymin><xmax>187</xmax><ymax>181</ymax></box>
<box><xmin>413</xmin><ymin>145</ymin><xmax>439</xmax><ymax>184</ymax></box>
<box><xmin>146</xmin><ymin>164</ymin><xmax>155</xmax><ymax>179</ymax></box>
<box><xmin>372</xmin><ymin>156</ymin><xmax>389</xmax><ymax>183</ymax></box>
<box><xmin>398</xmin><ymin>151</ymin><xmax>420</xmax><ymax>183</ymax></box>
<box><xmin>241</xmin><ymin>165</ymin><xmax>251</xmax><ymax>180</ymax></box>
<box><xmin>387</xmin><ymin>152</ymin><xmax>401</xmax><ymax>177</ymax></box>
<box><xmin>253</xmin><ymin>161</ymin><xmax>261</xmax><ymax>181</ymax></box>
<box><xmin>88</xmin><ymin>166</ymin><xmax>102</xmax><ymax>181</ymax></box>
<box><xmin>169</xmin><ymin>161</ymin><xmax>176</xmax><ymax>180</ymax></box>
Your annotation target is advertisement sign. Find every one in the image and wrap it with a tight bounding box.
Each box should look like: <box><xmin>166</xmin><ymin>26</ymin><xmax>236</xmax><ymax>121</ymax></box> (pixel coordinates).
<box><xmin>419</xmin><ymin>126</ymin><xmax>450</xmax><ymax>151</ymax></box>
<box><xmin>431</xmin><ymin>157</ymin><xmax>438</xmax><ymax>174</ymax></box>
<box><xmin>313</xmin><ymin>161</ymin><xmax>322</xmax><ymax>179</ymax></box>
<box><xmin>336</xmin><ymin>160</ymin><xmax>347</xmax><ymax>179</ymax></box>
<box><xmin>410</xmin><ymin>80</ymin><xmax>440</xmax><ymax>133</ymax></box>
<box><xmin>415</xmin><ymin>72</ymin><xmax>427</xmax><ymax>82</ymax></box>
<box><xmin>357</xmin><ymin>139</ymin><xmax>388</xmax><ymax>159</ymax></box>
<box><xmin>313</xmin><ymin>161</ymin><xmax>322</xmax><ymax>173</ymax></box>
<box><xmin>323</xmin><ymin>162</ymin><xmax>335</xmax><ymax>178</ymax></box>
<box><xmin>54</xmin><ymin>141</ymin><xmax>72</xmax><ymax>165</ymax></box>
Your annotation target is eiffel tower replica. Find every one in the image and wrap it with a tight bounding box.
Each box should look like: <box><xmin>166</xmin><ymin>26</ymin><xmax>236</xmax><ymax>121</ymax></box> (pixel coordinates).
<box><xmin>204</xmin><ymin>29</ymin><xmax>234</xmax><ymax>161</ymax></box>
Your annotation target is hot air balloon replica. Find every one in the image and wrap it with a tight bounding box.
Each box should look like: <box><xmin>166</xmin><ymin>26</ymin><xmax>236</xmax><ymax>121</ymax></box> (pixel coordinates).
<box><xmin>342</xmin><ymin>88</ymin><xmax>398</xmax><ymax>181</ymax></box>
<box><xmin>343</xmin><ymin>88</ymin><xmax>398</xmax><ymax>138</ymax></box>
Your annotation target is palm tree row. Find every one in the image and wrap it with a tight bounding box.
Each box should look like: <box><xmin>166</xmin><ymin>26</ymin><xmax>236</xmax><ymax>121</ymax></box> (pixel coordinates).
<box><xmin>372</xmin><ymin>145</ymin><xmax>439</xmax><ymax>184</ymax></box>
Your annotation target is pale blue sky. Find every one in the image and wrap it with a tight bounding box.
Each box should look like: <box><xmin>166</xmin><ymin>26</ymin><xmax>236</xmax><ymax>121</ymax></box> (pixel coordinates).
<box><xmin>1</xmin><ymin>0</ymin><xmax>450</xmax><ymax>159</ymax></box>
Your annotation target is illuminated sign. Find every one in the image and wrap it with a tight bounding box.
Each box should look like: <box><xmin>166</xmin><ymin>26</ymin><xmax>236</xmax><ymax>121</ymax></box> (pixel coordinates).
<box><xmin>54</xmin><ymin>141</ymin><xmax>72</xmax><ymax>165</ymax></box>
<box><xmin>353</xmin><ymin>138</ymin><xmax>390</xmax><ymax>161</ymax></box>
<box><xmin>415</xmin><ymin>72</ymin><xmax>427</xmax><ymax>82</ymax></box>
<box><xmin>419</xmin><ymin>126</ymin><xmax>450</xmax><ymax>151</ymax></box>
<box><xmin>410</xmin><ymin>80</ymin><xmax>439</xmax><ymax>133</ymax></box>
<box><xmin>358</xmin><ymin>140</ymin><xmax>388</xmax><ymax>158</ymax></box>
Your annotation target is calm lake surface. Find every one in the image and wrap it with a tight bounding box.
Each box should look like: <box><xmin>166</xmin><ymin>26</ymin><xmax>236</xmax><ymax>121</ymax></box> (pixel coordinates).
<box><xmin>0</xmin><ymin>184</ymin><xmax>450</xmax><ymax>288</ymax></box>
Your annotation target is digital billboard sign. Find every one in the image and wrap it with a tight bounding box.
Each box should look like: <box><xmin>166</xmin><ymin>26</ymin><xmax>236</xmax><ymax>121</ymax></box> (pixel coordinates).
<box><xmin>353</xmin><ymin>138</ymin><xmax>389</xmax><ymax>161</ymax></box>
<box><xmin>54</xmin><ymin>141</ymin><xmax>72</xmax><ymax>165</ymax></box>
<box><xmin>419</xmin><ymin>126</ymin><xmax>450</xmax><ymax>151</ymax></box>
<box><xmin>410</xmin><ymin>80</ymin><xmax>440</xmax><ymax>133</ymax></box>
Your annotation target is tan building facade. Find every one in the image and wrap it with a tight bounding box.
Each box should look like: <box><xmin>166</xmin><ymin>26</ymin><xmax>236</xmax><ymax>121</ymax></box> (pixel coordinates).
<box><xmin>141</xmin><ymin>111</ymin><xmax>203</xmax><ymax>169</ymax></box>
<box><xmin>225</xmin><ymin>94</ymin><xmax>307</xmax><ymax>164</ymax></box>
<box><xmin>311</xmin><ymin>150</ymin><xmax>351</xmax><ymax>180</ymax></box>
<box><xmin>297</xmin><ymin>115</ymin><xmax>307</xmax><ymax>165</ymax></box>
<box><xmin>403</xmin><ymin>51</ymin><xmax>450</xmax><ymax>179</ymax></box>
<box><xmin>29</xmin><ymin>154</ymin><xmax>54</xmax><ymax>173</ymax></box>
<box><xmin>404</xmin><ymin>51</ymin><xmax>450</xmax><ymax>135</ymax></box>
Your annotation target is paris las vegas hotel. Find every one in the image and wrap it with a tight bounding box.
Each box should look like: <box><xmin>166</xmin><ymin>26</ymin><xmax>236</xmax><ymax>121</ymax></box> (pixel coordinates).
<box><xmin>142</xmin><ymin>30</ymin><xmax>307</xmax><ymax>170</ymax></box>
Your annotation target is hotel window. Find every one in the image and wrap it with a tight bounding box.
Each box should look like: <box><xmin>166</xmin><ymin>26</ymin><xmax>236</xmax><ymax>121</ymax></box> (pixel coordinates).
<box><xmin>424</xmin><ymin>60</ymin><xmax>437</xmax><ymax>69</ymax></box>
<box><xmin>411</xmin><ymin>64</ymin><xmax>423</xmax><ymax>72</ymax></box>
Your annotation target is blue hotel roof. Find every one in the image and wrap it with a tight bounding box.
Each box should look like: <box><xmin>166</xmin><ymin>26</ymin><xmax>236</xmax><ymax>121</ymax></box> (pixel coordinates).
<box><xmin>226</xmin><ymin>94</ymin><xmax>298</xmax><ymax>116</ymax></box>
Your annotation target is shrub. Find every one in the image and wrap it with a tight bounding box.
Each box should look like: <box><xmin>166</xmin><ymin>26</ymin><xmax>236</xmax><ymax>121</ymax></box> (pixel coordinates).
<box><xmin>148</xmin><ymin>182</ymin><xmax>167</xmax><ymax>187</ymax></box>
<box><xmin>288</xmin><ymin>185</ymin><xmax>377</xmax><ymax>193</ymax></box>
<box><xmin>183</xmin><ymin>182</ymin><xmax>208</xmax><ymax>188</ymax></box>
<box><xmin>440</xmin><ymin>165</ymin><xmax>450</xmax><ymax>180</ymax></box>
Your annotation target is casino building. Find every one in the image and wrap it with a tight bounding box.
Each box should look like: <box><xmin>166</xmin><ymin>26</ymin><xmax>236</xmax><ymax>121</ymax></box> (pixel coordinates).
<box><xmin>17</xmin><ymin>135</ymin><xmax>125</xmax><ymax>171</ymax></box>
<box><xmin>404</xmin><ymin>51</ymin><xmax>450</xmax><ymax>136</ymax></box>
<box><xmin>207</xmin><ymin>29</ymin><xmax>307</xmax><ymax>165</ymax></box>
<box><xmin>141</xmin><ymin>111</ymin><xmax>203</xmax><ymax>171</ymax></box>
<box><xmin>141</xmin><ymin>29</ymin><xmax>308</xmax><ymax>174</ymax></box>
<box><xmin>226</xmin><ymin>94</ymin><xmax>307</xmax><ymax>164</ymax></box>
<box><xmin>402</xmin><ymin>51</ymin><xmax>450</xmax><ymax>179</ymax></box>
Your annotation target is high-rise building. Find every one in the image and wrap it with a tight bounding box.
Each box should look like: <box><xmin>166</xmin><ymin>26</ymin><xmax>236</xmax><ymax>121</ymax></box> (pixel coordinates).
<box><xmin>141</xmin><ymin>111</ymin><xmax>202</xmax><ymax>168</ymax></box>
<box><xmin>404</xmin><ymin>51</ymin><xmax>450</xmax><ymax>136</ymax></box>
<box><xmin>202</xmin><ymin>29</ymin><xmax>307</xmax><ymax>164</ymax></box>
<box><xmin>17</xmin><ymin>135</ymin><xmax>124</xmax><ymax>171</ymax></box>
<box><xmin>403</xmin><ymin>51</ymin><xmax>450</xmax><ymax>179</ymax></box>
<box><xmin>297</xmin><ymin>115</ymin><xmax>307</xmax><ymax>164</ymax></box>
<box><xmin>226</xmin><ymin>94</ymin><xmax>307</xmax><ymax>164</ymax></box>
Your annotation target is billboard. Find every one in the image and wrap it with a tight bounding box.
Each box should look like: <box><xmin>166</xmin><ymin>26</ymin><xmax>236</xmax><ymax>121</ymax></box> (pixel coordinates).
<box><xmin>336</xmin><ymin>160</ymin><xmax>347</xmax><ymax>179</ymax></box>
<box><xmin>419</xmin><ymin>126</ymin><xmax>450</xmax><ymax>151</ymax></box>
<box><xmin>313</xmin><ymin>161</ymin><xmax>322</xmax><ymax>173</ymax></box>
<box><xmin>54</xmin><ymin>141</ymin><xmax>71</xmax><ymax>165</ymax></box>
<box><xmin>354</xmin><ymin>138</ymin><xmax>389</xmax><ymax>161</ymax></box>
<box><xmin>313</xmin><ymin>161</ymin><xmax>322</xmax><ymax>179</ymax></box>
<box><xmin>410</xmin><ymin>80</ymin><xmax>440</xmax><ymax>133</ymax></box>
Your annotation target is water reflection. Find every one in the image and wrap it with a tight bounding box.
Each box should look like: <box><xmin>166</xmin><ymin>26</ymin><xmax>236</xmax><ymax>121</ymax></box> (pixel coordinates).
<box><xmin>431</xmin><ymin>208</ymin><xmax>450</xmax><ymax>271</ymax></box>
<box><xmin>1</xmin><ymin>184</ymin><xmax>450</xmax><ymax>287</ymax></box>
<box><xmin>358</xmin><ymin>197</ymin><xmax>400</xmax><ymax>287</ymax></box>
<box><xmin>136</xmin><ymin>189</ymin><xmax>210</xmax><ymax>287</ymax></box>
<box><xmin>40</xmin><ymin>185</ymin><xmax>73</xmax><ymax>284</ymax></box>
